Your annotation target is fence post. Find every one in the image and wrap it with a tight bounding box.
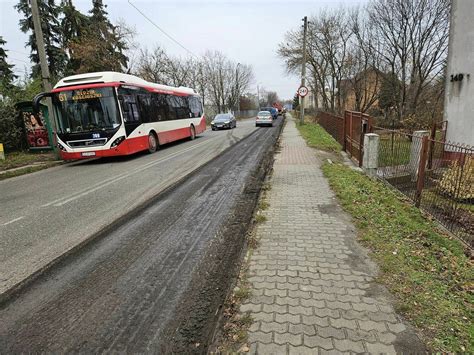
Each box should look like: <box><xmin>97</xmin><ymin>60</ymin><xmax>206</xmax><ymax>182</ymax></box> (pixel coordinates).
<box><xmin>362</xmin><ymin>133</ymin><xmax>379</xmax><ymax>177</ymax></box>
<box><xmin>428</xmin><ymin>124</ymin><xmax>436</xmax><ymax>169</ymax></box>
<box><xmin>342</xmin><ymin>111</ymin><xmax>347</xmax><ymax>151</ymax></box>
<box><xmin>415</xmin><ymin>136</ymin><xmax>429</xmax><ymax>207</ymax></box>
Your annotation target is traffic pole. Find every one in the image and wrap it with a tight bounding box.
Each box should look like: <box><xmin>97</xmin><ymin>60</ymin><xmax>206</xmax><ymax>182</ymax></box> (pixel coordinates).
<box><xmin>300</xmin><ymin>16</ymin><xmax>308</xmax><ymax>125</ymax></box>
<box><xmin>31</xmin><ymin>0</ymin><xmax>59</xmax><ymax>158</ymax></box>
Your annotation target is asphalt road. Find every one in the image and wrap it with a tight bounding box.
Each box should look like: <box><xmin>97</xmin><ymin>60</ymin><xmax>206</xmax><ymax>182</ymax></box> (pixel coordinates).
<box><xmin>0</xmin><ymin>118</ymin><xmax>282</xmax><ymax>352</ymax></box>
<box><xmin>0</xmin><ymin>119</ymin><xmax>258</xmax><ymax>297</ymax></box>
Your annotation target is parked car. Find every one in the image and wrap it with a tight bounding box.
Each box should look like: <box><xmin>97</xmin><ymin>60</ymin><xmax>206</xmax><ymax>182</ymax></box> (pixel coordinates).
<box><xmin>211</xmin><ymin>113</ymin><xmax>236</xmax><ymax>130</ymax></box>
<box><xmin>256</xmin><ymin>111</ymin><xmax>273</xmax><ymax>127</ymax></box>
<box><xmin>261</xmin><ymin>107</ymin><xmax>278</xmax><ymax>120</ymax></box>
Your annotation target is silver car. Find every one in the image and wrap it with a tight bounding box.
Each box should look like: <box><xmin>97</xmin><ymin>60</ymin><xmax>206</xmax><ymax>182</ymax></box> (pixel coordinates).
<box><xmin>256</xmin><ymin>111</ymin><xmax>273</xmax><ymax>127</ymax></box>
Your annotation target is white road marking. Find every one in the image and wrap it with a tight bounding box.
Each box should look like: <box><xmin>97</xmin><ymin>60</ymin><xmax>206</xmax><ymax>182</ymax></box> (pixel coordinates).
<box><xmin>42</xmin><ymin>139</ymin><xmax>212</xmax><ymax>208</ymax></box>
<box><xmin>2</xmin><ymin>216</ymin><xmax>25</xmax><ymax>226</ymax></box>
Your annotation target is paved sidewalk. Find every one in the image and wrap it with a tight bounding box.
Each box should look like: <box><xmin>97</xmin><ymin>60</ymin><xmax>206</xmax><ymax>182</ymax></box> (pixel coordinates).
<box><xmin>241</xmin><ymin>116</ymin><xmax>424</xmax><ymax>354</ymax></box>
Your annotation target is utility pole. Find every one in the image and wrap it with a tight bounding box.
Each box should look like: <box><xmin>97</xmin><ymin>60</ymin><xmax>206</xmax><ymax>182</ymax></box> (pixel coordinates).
<box><xmin>31</xmin><ymin>0</ymin><xmax>58</xmax><ymax>156</ymax></box>
<box><xmin>257</xmin><ymin>85</ymin><xmax>260</xmax><ymax>110</ymax></box>
<box><xmin>299</xmin><ymin>16</ymin><xmax>308</xmax><ymax>124</ymax></box>
<box><xmin>236</xmin><ymin>63</ymin><xmax>241</xmax><ymax>114</ymax></box>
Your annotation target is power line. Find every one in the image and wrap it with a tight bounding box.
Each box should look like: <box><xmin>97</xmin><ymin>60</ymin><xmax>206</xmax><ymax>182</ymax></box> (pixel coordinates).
<box><xmin>127</xmin><ymin>0</ymin><xmax>198</xmax><ymax>58</ymax></box>
<box><xmin>7</xmin><ymin>49</ymin><xmax>30</xmax><ymax>56</ymax></box>
<box><xmin>9</xmin><ymin>57</ymin><xmax>30</xmax><ymax>64</ymax></box>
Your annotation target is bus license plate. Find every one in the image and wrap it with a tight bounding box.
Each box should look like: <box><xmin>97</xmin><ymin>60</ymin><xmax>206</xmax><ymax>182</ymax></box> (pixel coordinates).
<box><xmin>81</xmin><ymin>152</ymin><xmax>96</xmax><ymax>157</ymax></box>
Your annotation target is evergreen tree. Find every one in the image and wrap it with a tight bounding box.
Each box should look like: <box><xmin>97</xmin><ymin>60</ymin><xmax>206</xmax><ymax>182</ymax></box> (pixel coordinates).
<box><xmin>293</xmin><ymin>94</ymin><xmax>300</xmax><ymax>110</ymax></box>
<box><xmin>60</xmin><ymin>0</ymin><xmax>90</xmax><ymax>74</ymax></box>
<box><xmin>0</xmin><ymin>36</ymin><xmax>17</xmax><ymax>92</ymax></box>
<box><xmin>15</xmin><ymin>0</ymin><xmax>68</xmax><ymax>78</ymax></box>
<box><xmin>70</xmin><ymin>0</ymin><xmax>127</xmax><ymax>73</ymax></box>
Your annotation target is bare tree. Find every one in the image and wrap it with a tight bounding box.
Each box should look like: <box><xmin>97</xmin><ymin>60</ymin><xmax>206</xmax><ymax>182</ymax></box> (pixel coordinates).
<box><xmin>368</xmin><ymin>0</ymin><xmax>450</xmax><ymax>120</ymax></box>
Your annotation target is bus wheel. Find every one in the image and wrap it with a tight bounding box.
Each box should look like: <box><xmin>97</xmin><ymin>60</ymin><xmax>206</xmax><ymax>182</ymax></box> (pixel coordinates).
<box><xmin>148</xmin><ymin>133</ymin><xmax>158</xmax><ymax>153</ymax></box>
<box><xmin>190</xmin><ymin>125</ymin><xmax>196</xmax><ymax>140</ymax></box>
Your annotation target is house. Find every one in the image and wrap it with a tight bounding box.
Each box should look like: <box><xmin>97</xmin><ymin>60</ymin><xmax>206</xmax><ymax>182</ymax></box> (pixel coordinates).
<box><xmin>443</xmin><ymin>0</ymin><xmax>474</xmax><ymax>147</ymax></box>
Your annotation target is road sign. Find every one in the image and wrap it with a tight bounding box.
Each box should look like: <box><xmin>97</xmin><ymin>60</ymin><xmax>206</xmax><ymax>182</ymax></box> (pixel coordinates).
<box><xmin>298</xmin><ymin>86</ymin><xmax>308</xmax><ymax>97</ymax></box>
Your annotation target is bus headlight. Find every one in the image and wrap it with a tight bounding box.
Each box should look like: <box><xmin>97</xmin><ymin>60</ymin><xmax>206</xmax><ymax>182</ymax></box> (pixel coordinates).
<box><xmin>111</xmin><ymin>136</ymin><xmax>125</xmax><ymax>148</ymax></box>
<box><xmin>57</xmin><ymin>142</ymin><xmax>66</xmax><ymax>151</ymax></box>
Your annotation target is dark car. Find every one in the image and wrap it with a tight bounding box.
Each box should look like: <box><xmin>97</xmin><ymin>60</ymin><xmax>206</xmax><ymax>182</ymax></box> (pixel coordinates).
<box><xmin>211</xmin><ymin>113</ymin><xmax>237</xmax><ymax>130</ymax></box>
<box><xmin>261</xmin><ymin>107</ymin><xmax>278</xmax><ymax>119</ymax></box>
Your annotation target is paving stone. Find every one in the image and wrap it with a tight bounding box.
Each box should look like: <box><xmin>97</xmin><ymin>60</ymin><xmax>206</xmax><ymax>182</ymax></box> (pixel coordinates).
<box><xmin>288</xmin><ymin>305</ymin><xmax>314</xmax><ymax>316</ymax></box>
<box><xmin>387</xmin><ymin>322</ymin><xmax>406</xmax><ymax>333</ymax></box>
<box><xmin>325</xmin><ymin>301</ymin><xmax>352</xmax><ymax>310</ymax></box>
<box><xmin>333</xmin><ymin>339</ymin><xmax>365</xmax><ymax>353</ymax></box>
<box><xmin>288</xmin><ymin>344</ymin><xmax>317</xmax><ymax>355</ymax></box>
<box><xmin>249</xmin><ymin>321</ymin><xmax>260</xmax><ymax>332</ymax></box>
<box><xmin>263</xmin><ymin>303</ymin><xmax>288</xmax><ymax>314</ymax></box>
<box><xmin>264</xmin><ymin>288</ymin><xmax>287</xmax><ymax>297</ymax></box>
<box><xmin>249</xmin><ymin>295</ymin><xmax>274</xmax><ymax>305</ymax></box>
<box><xmin>275</xmin><ymin>313</ymin><xmax>301</xmax><ymax>324</ymax></box>
<box><xmin>368</xmin><ymin>311</ymin><xmax>398</xmax><ymax>323</ymax></box>
<box><xmin>316</xmin><ymin>326</ymin><xmax>345</xmax><ymax>339</ymax></box>
<box><xmin>352</xmin><ymin>302</ymin><xmax>379</xmax><ymax>313</ymax></box>
<box><xmin>314</xmin><ymin>308</ymin><xmax>340</xmax><ymax>318</ymax></box>
<box><xmin>346</xmin><ymin>328</ymin><xmax>377</xmax><ymax>342</ymax></box>
<box><xmin>302</xmin><ymin>315</ymin><xmax>330</xmax><ymax>327</ymax></box>
<box><xmin>274</xmin><ymin>332</ymin><xmax>303</xmax><ymax>346</ymax></box>
<box><xmin>275</xmin><ymin>296</ymin><xmax>300</xmax><ymax>306</ymax></box>
<box><xmin>365</xmin><ymin>342</ymin><xmax>397</xmax><ymax>354</ymax></box>
<box><xmin>257</xmin><ymin>342</ymin><xmax>288</xmax><ymax>354</ymax></box>
<box><xmin>288</xmin><ymin>323</ymin><xmax>316</xmax><ymax>336</ymax></box>
<box><xmin>248</xmin><ymin>331</ymin><xmax>273</xmax><ymax>344</ymax></box>
<box><xmin>303</xmin><ymin>334</ymin><xmax>334</xmax><ymax>349</ymax></box>
<box><xmin>377</xmin><ymin>331</ymin><xmax>397</xmax><ymax>344</ymax></box>
<box><xmin>319</xmin><ymin>349</ymin><xmax>348</xmax><ymax>355</ymax></box>
<box><xmin>329</xmin><ymin>317</ymin><xmax>358</xmax><ymax>330</ymax></box>
<box><xmin>260</xmin><ymin>321</ymin><xmax>287</xmax><ymax>334</ymax></box>
<box><xmin>288</xmin><ymin>290</ymin><xmax>311</xmax><ymax>299</ymax></box>
<box><xmin>252</xmin><ymin>312</ymin><xmax>274</xmax><ymax>322</ymax></box>
<box><xmin>358</xmin><ymin>320</ymin><xmax>388</xmax><ymax>332</ymax></box>
<box><xmin>299</xmin><ymin>298</ymin><xmax>325</xmax><ymax>309</ymax></box>
<box><xmin>265</xmin><ymin>275</ymin><xmax>288</xmax><ymax>283</ymax></box>
<box><xmin>277</xmin><ymin>282</ymin><xmax>299</xmax><ymax>291</ymax></box>
<box><xmin>241</xmin><ymin>303</ymin><xmax>262</xmax><ymax>313</ymax></box>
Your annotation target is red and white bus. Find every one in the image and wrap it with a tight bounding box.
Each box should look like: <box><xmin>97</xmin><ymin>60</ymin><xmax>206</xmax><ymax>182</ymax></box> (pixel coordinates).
<box><xmin>33</xmin><ymin>71</ymin><xmax>206</xmax><ymax>160</ymax></box>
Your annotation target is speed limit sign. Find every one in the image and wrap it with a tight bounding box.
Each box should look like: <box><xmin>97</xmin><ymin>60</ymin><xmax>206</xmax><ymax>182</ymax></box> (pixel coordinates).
<box><xmin>298</xmin><ymin>86</ymin><xmax>308</xmax><ymax>97</ymax></box>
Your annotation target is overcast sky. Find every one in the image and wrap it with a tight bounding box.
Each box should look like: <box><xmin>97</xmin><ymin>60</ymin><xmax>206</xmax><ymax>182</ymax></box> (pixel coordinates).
<box><xmin>1</xmin><ymin>0</ymin><xmax>367</xmax><ymax>100</ymax></box>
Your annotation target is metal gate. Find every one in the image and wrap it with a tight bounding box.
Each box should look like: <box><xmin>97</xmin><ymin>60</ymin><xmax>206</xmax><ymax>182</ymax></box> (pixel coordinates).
<box><xmin>343</xmin><ymin>110</ymin><xmax>372</xmax><ymax>167</ymax></box>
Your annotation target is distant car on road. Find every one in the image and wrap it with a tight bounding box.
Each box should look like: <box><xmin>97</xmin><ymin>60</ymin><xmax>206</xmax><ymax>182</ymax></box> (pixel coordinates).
<box><xmin>261</xmin><ymin>107</ymin><xmax>278</xmax><ymax>120</ymax></box>
<box><xmin>211</xmin><ymin>113</ymin><xmax>236</xmax><ymax>130</ymax></box>
<box><xmin>256</xmin><ymin>111</ymin><xmax>273</xmax><ymax>127</ymax></box>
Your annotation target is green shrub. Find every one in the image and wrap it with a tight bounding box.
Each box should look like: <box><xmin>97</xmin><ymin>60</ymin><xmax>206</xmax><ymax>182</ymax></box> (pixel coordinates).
<box><xmin>0</xmin><ymin>100</ymin><xmax>25</xmax><ymax>151</ymax></box>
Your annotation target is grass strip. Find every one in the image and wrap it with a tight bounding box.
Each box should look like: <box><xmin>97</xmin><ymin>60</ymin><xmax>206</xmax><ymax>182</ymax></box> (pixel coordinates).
<box><xmin>296</xmin><ymin>121</ymin><xmax>342</xmax><ymax>153</ymax></box>
<box><xmin>322</xmin><ymin>162</ymin><xmax>473</xmax><ymax>352</ymax></box>
<box><xmin>0</xmin><ymin>151</ymin><xmax>56</xmax><ymax>171</ymax></box>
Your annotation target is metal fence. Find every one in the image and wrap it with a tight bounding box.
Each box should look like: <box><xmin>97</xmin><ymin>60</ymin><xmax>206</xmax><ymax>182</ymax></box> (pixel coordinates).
<box><xmin>317</xmin><ymin>111</ymin><xmax>372</xmax><ymax>167</ymax></box>
<box><xmin>376</xmin><ymin>127</ymin><xmax>473</xmax><ymax>247</ymax></box>
<box><xmin>316</xmin><ymin>112</ymin><xmax>344</xmax><ymax>145</ymax></box>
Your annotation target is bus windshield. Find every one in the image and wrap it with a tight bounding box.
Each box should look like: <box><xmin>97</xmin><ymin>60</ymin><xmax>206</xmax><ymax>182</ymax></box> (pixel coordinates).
<box><xmin>53</xmin><ymin>87</ymin><xmax>121</xmax><ymax>133</ymax></box>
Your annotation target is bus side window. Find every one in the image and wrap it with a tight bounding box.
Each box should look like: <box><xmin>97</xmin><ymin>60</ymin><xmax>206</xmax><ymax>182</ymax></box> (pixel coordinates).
<box><xmin>137</xmin><ymin>95</ymin><xmax>151</xmax><ymax>123</ymax></box>
<box><xmin>127</xmin><ymin>103</ymin><xmax>140</xmax><ymax>123</ymax></box>
<box><xmin>177</xmin><ymin>96</ymin><xmax>191</xmax><ymax>119</ymax></box>
<box><xmin>166</xmin><ymin>95</ymin><xmax>179</xmax><ymax>120</ymax></box>
<box><xmin>152</xmin><ymin>93</ymin><xmax>168</xmax><ymax>121</ymax></box>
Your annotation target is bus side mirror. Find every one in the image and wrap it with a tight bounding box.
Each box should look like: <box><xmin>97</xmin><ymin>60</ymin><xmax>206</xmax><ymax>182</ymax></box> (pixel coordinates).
<box><xmin>32</xmin><ymin>92</ymin><xmax>53</xmax><ymax>127</ymax></box>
